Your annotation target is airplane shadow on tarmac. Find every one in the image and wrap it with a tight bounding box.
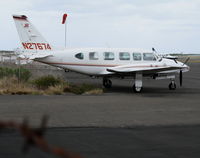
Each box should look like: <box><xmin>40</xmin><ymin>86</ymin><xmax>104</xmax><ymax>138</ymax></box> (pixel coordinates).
<box><xmin>104</xmin><ymin>85</ymin><xmax>199</xmax><ymax>96</ymax></box>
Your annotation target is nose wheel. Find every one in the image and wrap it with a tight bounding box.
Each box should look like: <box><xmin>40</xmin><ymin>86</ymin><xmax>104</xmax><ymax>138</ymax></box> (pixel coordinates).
<box><xmin>103</xmin><ymin>78</ymin><xmax>112</xmax><ymax>88</ymax></box>
<box><xmin>133</xmin><ymin>73</ymin><xmax>143</xmax><ymax>93</ymax></box>
<box><xmin>133</xmin><ymin>84</ymin><xmax>143</xmax><ymax>93</ymax></box>
<box><xmin>169</xmin><ymin>80</ymin><xmax>176</xmax><ymax>90</ymax></box>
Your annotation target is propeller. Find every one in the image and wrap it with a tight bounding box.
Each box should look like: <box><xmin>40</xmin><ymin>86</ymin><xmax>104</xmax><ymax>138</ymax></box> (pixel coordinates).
<box><xmin>179</xmin><ymin>70</ymin><xmax>183</xmax><ymax>86</ymax></box>
<box><xmin>179</xmin><ymin>57</ymin><xmax>190</xmax><ymax>87</ymax></box>
<box><xmin>183</xmin><ymin>57</ymin><xmax>190</xmax><ymax>66</ymax></box>
<box><xmin>152</xmin><ymin>47</ymin><xmax>162</xmax><ymax>61</ymax></box>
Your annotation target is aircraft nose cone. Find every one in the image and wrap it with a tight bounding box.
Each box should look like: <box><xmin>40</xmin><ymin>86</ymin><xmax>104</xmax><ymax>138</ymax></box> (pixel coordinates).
<box><xmin>186</xmin><ymin>65</ymin><xmax>190</xmax><ymax>71</ymax></box>
<box><xmin>182</xmin><ymin>64</ymin><xmax>190</xmax><ymax>72</ymax></box>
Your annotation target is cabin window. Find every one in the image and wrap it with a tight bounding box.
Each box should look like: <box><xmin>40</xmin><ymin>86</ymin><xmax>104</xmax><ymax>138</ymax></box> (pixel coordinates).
<box><xmin>143</xmin><ymin>53</ymin><xmax>156</xmax><ymax>61</ymax></box>
<box><xmin>104</xmin><ymin>52</ymin><xmax>114</xmax><ymax>60</ymax></box>
<box><xmin>133</xmin><ymin>53</ymin><xmax>141</xmax><ymax>61</ymax></box>
<box><xmin>89</xmin><ymin>52</ymin><xmax>98</xmax><ymax>60</ymax></box>
<box><xmin>75</xmin><ymin>53</ymin><xmax>84</xmax><ymax>60</ymax></box>
<box><xmin>119</xmin><ymin>52</ymin><xmax>130</xmax><ymax>60</ymax></box>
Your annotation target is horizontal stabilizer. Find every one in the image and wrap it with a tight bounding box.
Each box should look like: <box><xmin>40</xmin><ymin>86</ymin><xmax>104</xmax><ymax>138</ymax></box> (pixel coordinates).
<box><xmin>29</xmin><ymin>54</ymin><xmax>53</xmax><ymax>60</ymax></box>
<box><xmin>18</xmin><ymin>53</ymin><xmax>53</xmax><ymax>60</ymax></box>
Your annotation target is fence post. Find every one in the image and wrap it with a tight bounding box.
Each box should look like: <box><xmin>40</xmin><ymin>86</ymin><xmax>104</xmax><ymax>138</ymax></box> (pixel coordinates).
<box><xmin>18</xmin><ymin>58</ymin><xmax>21</xmax><ymax>83</ymax></box>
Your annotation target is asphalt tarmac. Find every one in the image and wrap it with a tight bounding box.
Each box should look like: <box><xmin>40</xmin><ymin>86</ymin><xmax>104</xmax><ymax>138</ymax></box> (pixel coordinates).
<box><xmin>0</xmin><ymin>62</ymin><xmax>200</xmax><ymax>158</ymax></box>
<box><xmin>1</xmin><ymin>126</ymin><xmax>200</xmax><ymax>158</ymax></box>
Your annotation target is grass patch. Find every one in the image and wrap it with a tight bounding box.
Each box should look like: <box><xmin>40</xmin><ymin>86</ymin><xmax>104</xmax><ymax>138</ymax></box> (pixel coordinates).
<box><xmin>44</xmin><ymin>85</ymin><xmax>65</xmax><ymax>95</ymax></box>
<box><xmin>63</xmin><ymin>83</ymin><xmax>102</xmax><ymax>94</ymax></box>
<box><xmin>0</xmin><ymin>77</ymin><xmax>38</xmax><ymax>95</ymax></box>
<box><xmin>84</xmin><ymin>88</ymin><xmax>104</xmax><ymax>95</ymax></box>
<box><xmin>0</xmin><ymin>75</ymin><xmax>103</xmax><ymax>95</ymax></box>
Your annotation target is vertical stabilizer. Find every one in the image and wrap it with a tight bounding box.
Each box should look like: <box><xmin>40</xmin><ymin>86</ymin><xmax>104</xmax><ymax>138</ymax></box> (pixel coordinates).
<box><xmin>13</xmin><ymin>15</ymin><xmax>53</xmax><ymax>52</ymax></box>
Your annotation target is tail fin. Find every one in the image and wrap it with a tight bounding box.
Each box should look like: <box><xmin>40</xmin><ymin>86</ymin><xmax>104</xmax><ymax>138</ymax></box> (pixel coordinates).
<box><xmin>13</xmin><ymin>15</ymin><xmax>53</xmax><ymax>52</ymax></box>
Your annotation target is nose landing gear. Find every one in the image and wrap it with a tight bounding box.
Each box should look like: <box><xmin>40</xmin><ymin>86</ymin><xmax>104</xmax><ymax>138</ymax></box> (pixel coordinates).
<box><xmin>133</xmin><ymin>73</ymin><xmax>143</xmax><ymax>93</ymax></box>
<box><xmin>133</xmin><ymin>84</ymin><xmax>143</xmax><ymax>93</ymax></box>
<box><xmin>103</xmin><ymin>78</ymin><xmax>112</xmax><ymax>88</ymax></box>
<box><xmin>169</xmin><ymin>80</ymin><xmax>176</xmax><ymax>90</ymax></box>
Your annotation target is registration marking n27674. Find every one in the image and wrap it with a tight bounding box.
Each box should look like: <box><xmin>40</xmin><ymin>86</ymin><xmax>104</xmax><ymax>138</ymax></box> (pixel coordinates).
<box><xmin>22</xmin><ymin>43</ymin><xmax>51</xmax><ymax>50</ymax></box>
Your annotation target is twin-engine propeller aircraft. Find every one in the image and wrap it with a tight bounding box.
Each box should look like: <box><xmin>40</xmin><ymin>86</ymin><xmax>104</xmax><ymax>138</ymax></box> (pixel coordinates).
<box><xmin>13</xmin><ymin>15</ymin><xmax>189</xmax><ymax>93</ymax></box>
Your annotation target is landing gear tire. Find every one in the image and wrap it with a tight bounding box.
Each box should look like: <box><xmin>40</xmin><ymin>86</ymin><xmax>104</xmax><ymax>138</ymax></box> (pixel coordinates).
<box><xmin>133</xmin><ymin>84</ymin><xmax>143</xmax><ymax>93</ymax></box>
<box><xmin>169</xmin><ymin>82</ymin><xmax>176</xmax><ymax>90</ymax></box>
<box><xmin>103</xmin><ymin>78</ymin><xmax>112</xmax><ymax>88</ymax></box>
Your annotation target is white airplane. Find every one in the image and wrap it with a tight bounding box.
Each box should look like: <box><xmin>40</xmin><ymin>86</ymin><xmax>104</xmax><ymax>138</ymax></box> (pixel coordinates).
<box><xmin>13</xmin><ymin>15</ymin><xmax>190</xmax><ymax>93</ymax></box>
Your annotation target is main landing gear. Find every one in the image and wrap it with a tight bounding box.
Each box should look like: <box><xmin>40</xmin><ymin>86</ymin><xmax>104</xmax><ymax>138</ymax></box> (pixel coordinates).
<box><xmin>103</xmin><ymin>74</ymin><xmax>144</xmax><ymax>93</ymax></box>
<box><xmin>169</xmin><ymin>80</ymin><xmax>176</xmax><ymax>90</ymax></box>
<box><xmin>133</xmin><ymin>73</ymin><xmax>143</xmax><ymax>93</ymax></box>
<box><xmin>103</xmin><ymin>78</ymin><xmax>112</xmax><ymax>88</ymax></box>
<box><xmin>102</xmin><ymin>75</ymin><xmax>177</xmax><ymax>93</ymax></box>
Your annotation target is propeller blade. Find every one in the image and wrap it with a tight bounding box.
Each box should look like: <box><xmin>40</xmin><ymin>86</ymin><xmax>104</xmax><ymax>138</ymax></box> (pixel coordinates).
<box><xmin>152</xmin><ymin>47</ymin><xmax>157</xmax><ymax>53</ymax></box>
<box><xmin>183</xmin><ymin>57</ymin><xmax>190</xmax><ymax>66</ymax></box>
<box><xmin>180</xmin><ymin>70</ymin><xmax>183</xmax><ymax>86</ymax></box>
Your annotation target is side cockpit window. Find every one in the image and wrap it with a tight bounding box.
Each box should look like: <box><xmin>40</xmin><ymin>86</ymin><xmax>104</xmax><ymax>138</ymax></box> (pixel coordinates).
<box><xmin>143</xmin><ymin>53</ymin><xmax>156</xmax><ymax>61</ymax></box>
<box><xmin>89</xmin><ymin>52</ymin><xmax>98</xmax><ymax>60</ymax></box>
<box><xmin>104</xmin><ymin>52</ymin><xmax>115</xmax><ymax>60</ymax></box>
<box><xmin>75</xmin><ymin>53</ymin><xmax>84</xmax><ymax>60</ymax></box>
<box><xmin>133</xmin><ymin>53</ymin><xmax>142</xmax><ymax>61</ymax></box>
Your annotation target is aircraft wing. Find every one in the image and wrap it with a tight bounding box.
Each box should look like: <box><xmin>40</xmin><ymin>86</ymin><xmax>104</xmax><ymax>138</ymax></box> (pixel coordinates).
<box><xmin>106</xmin><ymin>63</ymin><xmax>182</xmax><ymax>74</ymax></box>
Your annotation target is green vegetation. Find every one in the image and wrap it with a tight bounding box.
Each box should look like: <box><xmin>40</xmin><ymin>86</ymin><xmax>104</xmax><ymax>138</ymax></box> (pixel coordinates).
<box><xmin>0</xmin><ymin>67</ymin><xmax>31</xmax><ymax>81</ymax></box>
<box><xmin>32</xmin><ymin>75</ymin><xmax>62</xmax><ymax>89</ymax></box>
<box><xmin>0</xmin><ymin>67</ymin><xmax>103</xmax><ymax>95</ymax></box>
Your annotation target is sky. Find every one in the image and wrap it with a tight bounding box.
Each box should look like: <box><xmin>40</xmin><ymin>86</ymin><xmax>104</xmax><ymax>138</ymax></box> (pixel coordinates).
<box><xmin>0</xmin><ymin>0</ymin><xmax>200</xmax><ymax>53</ymax></box>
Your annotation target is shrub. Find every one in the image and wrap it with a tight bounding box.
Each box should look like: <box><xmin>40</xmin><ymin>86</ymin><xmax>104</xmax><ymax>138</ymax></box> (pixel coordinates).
<box><xmin>0</xmin><ymin>67</ymin><xmax>31</xmax><ymax>82</ymax></box>
<box><xmin>0</xmin><ymin>67</ymin><xmax>14</xmax><ymax>78</ymax></box>
<box><xmin>33</xmin><ymin>75</ymin><xmax>61</xmax><ymax>89</ymax></box>
<box><xmin>14</xmin><ymin>67</ymin><xmax>31</xmax><ymax>82</ymax></box>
